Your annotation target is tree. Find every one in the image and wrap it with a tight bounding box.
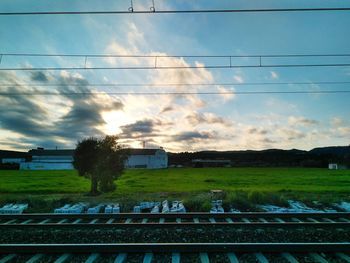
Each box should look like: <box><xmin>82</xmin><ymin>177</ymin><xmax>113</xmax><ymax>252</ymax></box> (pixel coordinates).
<box><xmin>73</xmin><ymin>135</ymin><xmax>127</xmax><ymax>195</ymax></box>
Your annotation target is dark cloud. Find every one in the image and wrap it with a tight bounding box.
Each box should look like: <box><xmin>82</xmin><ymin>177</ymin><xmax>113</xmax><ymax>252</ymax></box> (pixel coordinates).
<box><xmin>260</xmin><ymin>138</ymin><xmax>276</xmax><ymax>144</ymax></box>
<box><xmin>281</xmin><ymin>129</ymin><xmax>306</xmax><ymax>141</ymax></box>
<box><xmin>118</xmin><ymin>118</ymin><xmax>174</xmax><ymax>140</ymax></box>
<box><xmin>160</xmin><ymin>106</ymin><xmax>173</xmax><ymax>114</ymax></box>
<box><xmin>0</xmin><ymin>82</ymin><xmax>50</xmax><ymax>139</ymax></box>
<box><xmin>171</xmin><ymin>131</ymin><xmax>213</xmax><ymax>141</ymax></box>
<box><xmin>0</xmin><ymin>71</ymin><xmax>124</xmax><ymax>149</ymax></box>
<box><xmin>248</xmin><ymin>128</ymin><xmax>268</xmax><ymax>135</ymax></box>
<box><xmin>53</xmin><ymin>74</ymin><xmax>123</xmax><ymax>139</ymax></box>
<box><xmin>0</xmin><ymin>114</ymin><xmax>48</xmax><ymax>137</ymax></box>
<box><xmin>186</xmin><ymin>112</ymin><xmax>230</xmax><ymax>126</ymax></box>
<box><xmin>119</xmin><ymin>119</ymin><xmax>157</xmax><ymax>139</ymax></box>
<box><xmin>289</xmin><ymin>116</ymin><xmax>319</xmax><ymax>126</ymax></box>
<box><xmin>30</xmin><ymin>71</ymin><xmax>49</xmax><ymax>82</ymax></box>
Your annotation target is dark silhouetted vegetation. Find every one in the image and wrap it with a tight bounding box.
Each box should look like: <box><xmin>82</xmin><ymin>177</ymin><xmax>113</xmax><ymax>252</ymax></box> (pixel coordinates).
<box><xmin>168</xmin><ymin>146</ymin><xmax>350</xmax><ymax>168</ymax></box>
<box><xmin>73</xmin><ymin>135</ymin><xmax>127</xmax><ymax>195</ymax></box>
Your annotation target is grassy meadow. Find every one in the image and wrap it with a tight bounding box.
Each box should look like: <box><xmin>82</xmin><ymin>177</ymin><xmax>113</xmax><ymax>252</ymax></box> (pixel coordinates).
<box><xmin>0</xmin><ymin>168</ymin><xmax>349</xmax><ymax>211</ymax></box>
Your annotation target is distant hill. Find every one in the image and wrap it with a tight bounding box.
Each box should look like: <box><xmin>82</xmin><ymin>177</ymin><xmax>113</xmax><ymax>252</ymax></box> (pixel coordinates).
<box><xmin>309</xmin><ymin>146</ymin><xmax>350</xmax><ymax>156</ymax></box>
<box><xmin>168</xmin><ymin>146</ymin><xmax>350</xmax><ymax>168</ymax></box>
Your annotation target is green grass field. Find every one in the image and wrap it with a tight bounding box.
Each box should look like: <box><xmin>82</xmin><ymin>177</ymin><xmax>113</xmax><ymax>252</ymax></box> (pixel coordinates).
<box><xmin>0</xmin><ymin>168</ymin><xmax>350</xmax><ymax>194</ymax></box>
<box><xmin>0</xmin><ymin>168</ymin><xmax>349</xmax><ymax>211</ymax></box>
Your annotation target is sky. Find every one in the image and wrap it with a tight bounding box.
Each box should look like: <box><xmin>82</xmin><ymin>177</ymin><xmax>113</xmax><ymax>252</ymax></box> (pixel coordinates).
<box><xmin>0</xmin><ymin>0</ymin><xmax>349</xmax><ymax>152</ymax></box>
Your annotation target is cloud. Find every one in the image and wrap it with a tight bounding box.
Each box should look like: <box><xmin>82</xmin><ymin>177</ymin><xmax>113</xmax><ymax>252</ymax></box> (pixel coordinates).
<box><xmin>0</xmin><ymin>73</ymin><xmax>50</xmax><ymax>139</ymax></box>
<box><xmin>30</xmin><ymin>71</ymin><xmax>49</xmax><ymax>82</ymax></box>
<box><xmin>278</xmin><ymin>128</ymin><xmax>306</xmax><ymax>141</ymax></box>
<box><xmin>160</xmin><ymin>106</ymin><xmax>174</xmax><ymax>114</ymax></box>
<box><xmin>217</xmin><ymin>86</ymin><xmax>235</xmax><ymax>102</ymax></box>
<box><xmin>0</xmin><ymin>71</ymin><xmax>124</xmax><ymax>149</ymax></box>
<box><xmin>120</xmin><ymin>119</ymin><xmax>155</xmax><ymax>135</ymax></box>
<box><xmin>248</xmin><ymin>128</ymin><xmax>268</xmax><ymax>135</ymax></box>
<box><xmin>118</xmin><ymin>118</ymin><xmax>173</xmax><ymax>140</ymax></box>
<box><xmin>233</xmin><ymin>75</ymin><xmax>244</xmax><ymax>83</ymax></box>
<box><xmin>260</xmin><ymin>138</ymin><xmax>277</xmax><ymax>144</ymax></box>
<box><xmin>186</xmin><ymin>112</ymin><xmax>231</xmax><ymax>127</ymax></box>
<box><xmin>288</xmin><ymin>116</ymin><xmax>319</xmax><ymax>126</ymax></box>
<box><xmin>330</xmin><ymin>117</ymin><xmax>344</xmax><ymax>127</ymax></box>
<box><xmin>171</xmin><ymin>131</ymin><xmax>214</xmax><ymax>141</ymax></box>
<box><xmin>337</xmin><ymin>127</ymin><xmax>350</xmax><ymax>137</ymax></box>
<box><xmin>270</xmin><ymin>71</ymin><xmax>278</xmax><ymax>79</ymax></box>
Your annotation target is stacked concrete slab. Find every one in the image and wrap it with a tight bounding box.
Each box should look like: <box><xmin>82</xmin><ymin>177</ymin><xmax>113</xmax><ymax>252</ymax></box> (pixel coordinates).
<box><xmin>54</xmin><ymin>203</ymin><xmax>87</xmax><ymax>214</ymax></box>
<box><xmin>0</xmin><ymin>203</ymin><xmax>28</xmax><ymax>214</ymax></box>
<box><xmin>210</xmin><ymin>200</ymin><xmax>224</xmax><ymax>213</ymax></box>
<box><xmin>104</xmin><ymin>204</ymin><xmax>120</xmax><ymax>213</ymax></box>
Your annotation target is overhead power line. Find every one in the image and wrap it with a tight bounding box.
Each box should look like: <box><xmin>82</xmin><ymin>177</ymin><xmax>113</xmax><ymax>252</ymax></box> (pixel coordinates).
<box><xmin>2</xmin><ymin>64</ymin><xmax>350</xmax><ymax>71</ymax></box>
<box><xmin>1</xmin><ymin>53</ymin><xmax>350</xmax><ymax>71</ymax></box>
<box><xmin>0</xmin><ymin>90</ymin><xmax>349</xmax><ymax>96</ymax></box>
<box><xmin>2</xmin><ymin>52</ymin><xmax>350</xmax><ymax>58</ymax></box>
<box><xmin>1</xmin><ymin>81</ymin><xmax>350</xmax><ymax>87</ymax></box>
<box><xmin>1</xmin><ymin>7</ymin><xmax>350</xmax><ymax>16</ymax></box>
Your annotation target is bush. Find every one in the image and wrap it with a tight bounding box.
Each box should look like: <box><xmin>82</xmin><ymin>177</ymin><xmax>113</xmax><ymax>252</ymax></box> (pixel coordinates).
<box><xmin>225</xmin><ymin>191</ymin><xmax>253</xmax><ymax>211</ymax></box>
<box><xmin>183</xmin><ymin>193</ymin><xmax>211</xmax><ymax>212</ymax></box>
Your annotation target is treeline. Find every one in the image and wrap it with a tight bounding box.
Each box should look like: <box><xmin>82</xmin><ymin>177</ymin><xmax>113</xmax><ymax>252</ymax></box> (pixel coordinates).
<box><xmin>168</xmin><ymin>146</ymin><xmax>350</xmax><ymax>168</ymax></box>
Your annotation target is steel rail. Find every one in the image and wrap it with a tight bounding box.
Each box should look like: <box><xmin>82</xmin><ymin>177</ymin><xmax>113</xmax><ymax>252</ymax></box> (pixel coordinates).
<box><xmin>0</xmin><ymin>212</ymin><xmax>348</xmax><ymax>220</ymax></box>
<box><xmin>0</xmin><ymin>243</ymin><xmax>349</xmax><ymax>253</ymax></box>
<box><xmin>1</xmin><ymin>222</ymin><xmax>349</xmax><ymax>229</ymax></box>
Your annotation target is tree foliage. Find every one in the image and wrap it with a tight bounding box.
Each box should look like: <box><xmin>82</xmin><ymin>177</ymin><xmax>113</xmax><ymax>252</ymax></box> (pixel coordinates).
<box><xmin>73</xmin><ymin>135</ymin><xmax>127</xmax><ymax>195</ymax></box>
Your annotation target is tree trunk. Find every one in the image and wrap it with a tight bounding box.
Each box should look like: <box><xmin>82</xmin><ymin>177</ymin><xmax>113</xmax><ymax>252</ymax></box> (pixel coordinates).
<box><xmin>90</xmin><ymin>176</ymin><xmax>98</xmax><ymax>195</ymax></box>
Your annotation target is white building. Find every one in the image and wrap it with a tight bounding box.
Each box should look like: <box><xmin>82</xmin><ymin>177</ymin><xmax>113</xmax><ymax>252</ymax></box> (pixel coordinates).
<box><xmin>328</xmin><ymin>163</ymin><xmax>348</xmax><ymax>170</ymax></box>
<box><xmin>328</xmin><ymin>163</ymin><xmax>338</xmax><ymax>170</ymax></box>
<box><xmin>0</xmin><ymin>150</ymin><xmax>28</xmax><ymax>166</ymax></box>
<box><xmin>20</xmin><ymin>149</ymin><xmax>74</xmax><ymax>170</ymax></box>
<box><xmin>18</xmin><ymin>147</ymin><xmax>168</xmax><ymax>170</ymax></box>
<box><xmin>2</xmin><ymin>158</ymin><xmax>26</xmax><ymax>164</ymax></box>
<box><xmin>125</xmin><ymin>148</ymin><xmax>168</xmax><ymax>169</ymax></box>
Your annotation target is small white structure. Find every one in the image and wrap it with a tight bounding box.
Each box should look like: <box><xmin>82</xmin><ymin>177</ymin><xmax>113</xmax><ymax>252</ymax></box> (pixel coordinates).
<box><xmin>20</xmin><ymin>148</ymin><xmax>74</xmax><ymax>170</ymax></box>
<box><xmin>125</xmin><ymin>148</ymin><xmax>168</xmax><ymax>169</ymax></box>
<box><xmin>328</xmin><ymin>163</ymin><xmax>338</xmax><ymax>170</ymax></box>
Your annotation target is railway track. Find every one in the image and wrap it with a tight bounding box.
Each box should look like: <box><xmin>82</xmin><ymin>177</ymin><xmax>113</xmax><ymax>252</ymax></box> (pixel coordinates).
<box><xmin>0</xmin><ymin>243</ymin><xmax>349</xmax><ymax>263</ymax></box>
<box><xmin>1</xmin><ymin>213</ymin><xmax>349</xmax><ymax>262</ymax></box>
<box><xmin>0</xmin><ymin>212</ymin><xmax>349</xmax><ymax>229</ymax></box>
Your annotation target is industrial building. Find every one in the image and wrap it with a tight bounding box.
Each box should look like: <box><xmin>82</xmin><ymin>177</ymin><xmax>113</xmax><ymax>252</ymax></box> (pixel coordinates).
<box><xmin>1</xmin><ymin>147</ymin><xmax>168</xmax><ymax>170</ymax></box>
<box><xmin>124</xmin><ymin>148</ymin><xmax>168</xmax><ymax>169</ymax></box>
<box><xmin>19</xmin><ymin>149</ymin><xmax>74</xmax><ymax>170</ymax></box>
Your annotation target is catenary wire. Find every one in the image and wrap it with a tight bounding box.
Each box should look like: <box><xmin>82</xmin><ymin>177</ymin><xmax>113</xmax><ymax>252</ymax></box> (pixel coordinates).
<box><xmin>0</xmin><ymin>90</ymin><xmax>349</xmax><ymax>96</ymax></box>
<box><xmin>1</xmin><ymin>7</ymin><xmax>350</xmax><ymax>16</ymax></box>
<box><xmin>2</xmin><ymin>53</ymin><xmax>350</xmax><ymax>58</ymax></box>
<box><xmin>1</xmin><ymin>53</ymin><xmax>350</xmax><ymax>70</ymax></box>
<box><xmin>0</xmin><ymin>81</ymin><xmax>350</xmax><ymax>87</ymax></box>
<box><xmin>2</xmin><ymin>64</ymin><xmax>350</xmax><ymax>71</ymax></box>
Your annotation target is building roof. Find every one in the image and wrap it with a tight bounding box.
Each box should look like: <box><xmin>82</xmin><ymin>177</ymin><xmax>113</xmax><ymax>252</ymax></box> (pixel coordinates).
<box><xmin>28</xmin><ymin>149</ymin><xmax>75</xmax><ymax>156</ymax></box>
<box><xmin>126</xmin><ymin>148</ymin><xmax>165</xmax><ymax>156</ymax></box>
<box><xmin>0</xmin><ymin>150</ymin><xmax>28</xmax><ymax>159</ymax></box>
<box><xmin>28</xmin><ymin>148</ymin><xmax>165</xmax><ymax>157</ymax></box>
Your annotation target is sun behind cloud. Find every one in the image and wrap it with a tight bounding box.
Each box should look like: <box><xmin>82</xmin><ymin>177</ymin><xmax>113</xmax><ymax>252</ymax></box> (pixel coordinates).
<box><xmin>102</xmin><ymin>111</ymin><xmax>133</xmax><ymax>135</ymax></box>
